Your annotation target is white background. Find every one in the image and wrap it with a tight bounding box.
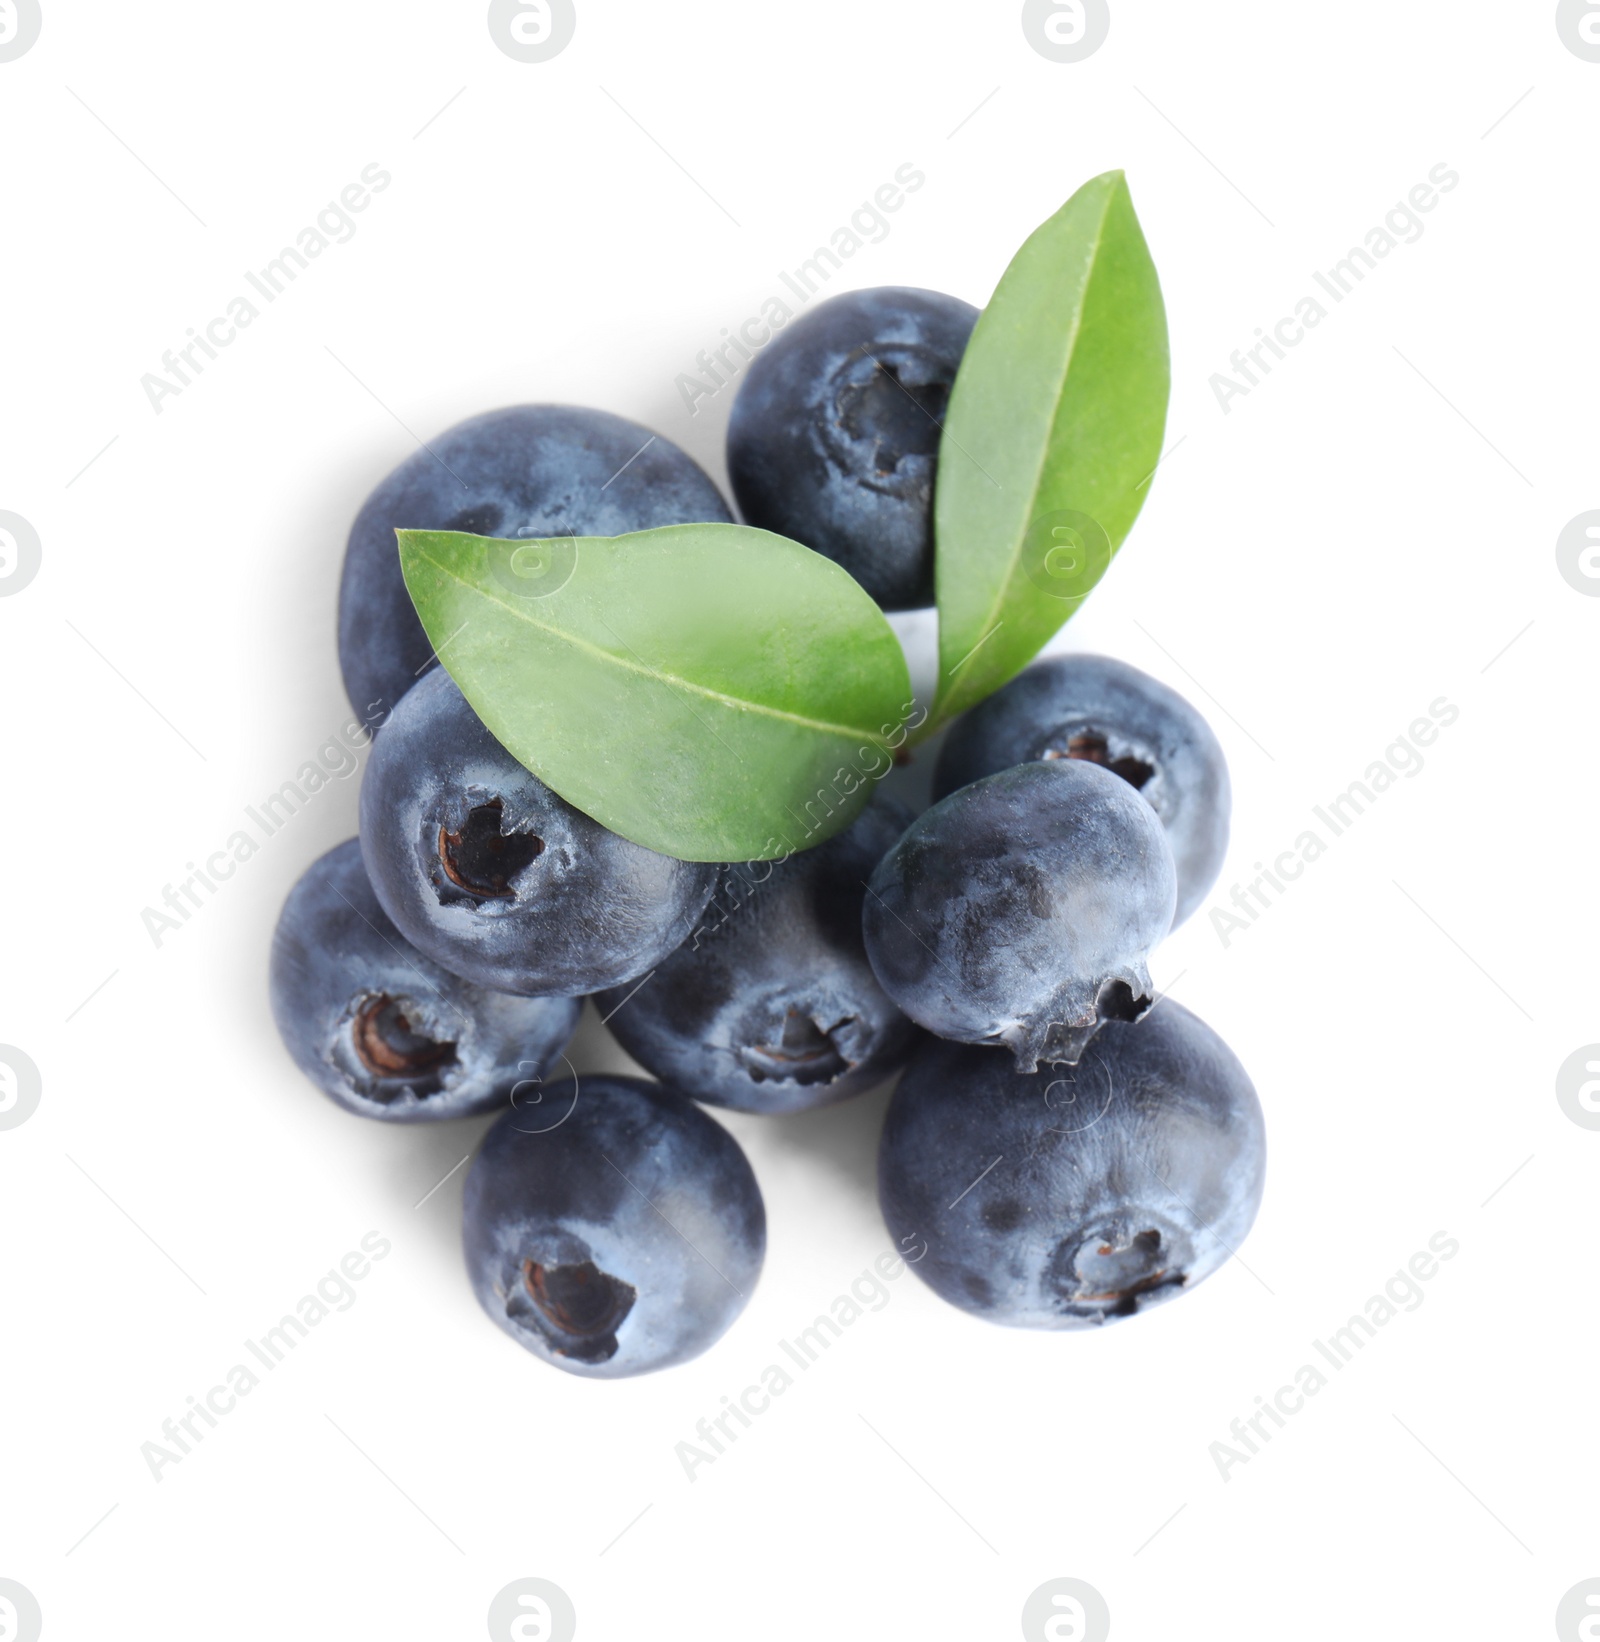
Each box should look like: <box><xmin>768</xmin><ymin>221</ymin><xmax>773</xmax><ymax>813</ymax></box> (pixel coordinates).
<box><xmin>3</xmin><ymin>3</ymin><xmax>1597</xmax><ymax>1638</ymax></box>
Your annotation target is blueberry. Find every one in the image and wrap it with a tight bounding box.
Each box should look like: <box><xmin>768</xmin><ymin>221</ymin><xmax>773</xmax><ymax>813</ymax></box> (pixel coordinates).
<box><xmin>338</xmin><ymin>405</ymin><xmax>731</xmax><ymax>724</ymax></box>
<box><xmin>596</xmin><ymin>795</ymin><xmax>919</xmax><ymax>1114</ymax></box>
<box><xmin>863</xmin><ymin>760</ymin><xmax>1175</xmax><ymax>1070</ymax></box>
<box><xmin>270</xmin><ymin>839</ymin><xmax>580</xmax><ymax>1122</ymax></box>
<box><xmin>879</xmin><ymin>1001</ymin><xmax>1265</xmax><ymax>1329</ymax></box>
<box><xmin>360</xmin><ymin>668</ymin><xmax>718</xmax><ymax>996</ymax></box>
<box><xmin>727</xmin><ymin>287</ymin><xmax>978</xmax><ymax>610</ymax></box>
<box><xmin>935</xmin><ymin>653</ymin><xmax>1231</xmax><ymax>927</ymax></box>
<box><xmin>463</xmin><ymin>1075</ymin><xmax>766</xmax><ymax>1377</ymax></box>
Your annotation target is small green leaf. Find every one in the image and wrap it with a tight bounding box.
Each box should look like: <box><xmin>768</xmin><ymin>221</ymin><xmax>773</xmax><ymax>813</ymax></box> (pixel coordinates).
<box><xmin>399</xmin><ymin>523</ymin><xmax>914</xmax><ymax>862</ymax></box>
<box><xmin>930</xmin><ymin>170</ymin><xmax>1170</xmax><ymax>729</ymax></box>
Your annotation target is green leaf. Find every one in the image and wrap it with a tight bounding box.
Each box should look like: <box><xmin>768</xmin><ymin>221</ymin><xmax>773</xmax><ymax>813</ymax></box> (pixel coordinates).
<box><xmin>398</xmin><ymin>523</ymin><xmax>914</xmax><ymax>863</ymax></box>
<box><xmin>930</xmin><ymin>170</ymin><xmax>1170</xmax><ymax>729</ymax></box>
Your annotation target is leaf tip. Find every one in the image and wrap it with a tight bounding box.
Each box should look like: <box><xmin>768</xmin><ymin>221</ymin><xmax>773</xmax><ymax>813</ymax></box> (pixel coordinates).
<box><xmin>1091</xmin><ymin>167</ymin><xmax>1133</xmax><ymax>201</ymax></box>
<box><xmin>394</xmin><ymin>526</ymin><xmax>432</xmax><ymax>561</ymax></box>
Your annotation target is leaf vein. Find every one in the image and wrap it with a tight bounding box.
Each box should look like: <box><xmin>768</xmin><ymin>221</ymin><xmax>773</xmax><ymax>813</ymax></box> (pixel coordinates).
<box><xmin>410</xmin><ymin>541</ymin><xmax>889</xmax><ymax>748</ymax></box>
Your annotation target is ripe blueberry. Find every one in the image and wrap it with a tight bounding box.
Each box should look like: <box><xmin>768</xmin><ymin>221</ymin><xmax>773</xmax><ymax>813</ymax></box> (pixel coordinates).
<box><xmin>338</xmin><ymin>405</ymin><xmax>731</xmax><ymax>724</ymax></box>
<box><xmin>596</xmin><ymin>795</ymin><xmax>919</xmax><ymax>1114</ymax></box>
<box><xmin>463</xmin><ymin>1076</ymin><xmax>766</xmax><ymax>1377</ymax></box>
<box><xmin>727</xmin><ymin>287</ymin><xmax>978</xmax><ymax>610</ymax></box>
<box><xmin>270</xmin><ymin>839</ymin><xmax>580</xmax><ymax>1122</ymax></box>
<box><xmin>879</xmin><ymin>1001</ymin><xmax>1265</xmax><ymax>1329</ymax></box>
<box><xmin>360</xmin><ymin>668</ymin><xmax>718</xmax><ymax>997</ymax></box>
<box><xmin>863</xmin><ymin>760</ymin><xmax>1176</xmax><ymax>1070</ymax></box>
<box><xmin>935</xmin><ymin>653</ymin><xmax>1231</xmax><ymax>927</ymax></box>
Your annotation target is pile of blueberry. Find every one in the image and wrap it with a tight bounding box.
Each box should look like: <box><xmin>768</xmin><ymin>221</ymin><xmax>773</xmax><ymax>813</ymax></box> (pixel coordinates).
<box><xmin>272</xmin><ymin>286</ymin><xmax>1265</xmax><ymax>1379</ymax></box>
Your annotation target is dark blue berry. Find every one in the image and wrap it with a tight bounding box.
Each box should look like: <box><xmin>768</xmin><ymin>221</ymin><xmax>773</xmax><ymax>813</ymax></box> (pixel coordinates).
<box><xmin>596</xmin><ymin>795</ymin><xmax>918</xmax><ymax>1114</ymax></box>
<box><xmin>463</xmin><ymin>1076</ymin><xmax>766</xmax><ymax>1377</ymax></box>
<box><xmin>727</xmin><ymin>288</ymin><xmax>978</xmax><ymax>610</ymax></box>
<box><xmin>879</xmin><ymin>1001</ymin><xmax>1265</xmax><ymax>1329</ymax></box>
<box><xmin>935</xmin><ymin>653</ymin><xmax>1231</xmax><ymax>927</ymax></box>
<box><xmin>359</xmin><ymin>668</ymin><xmax>717</xmax><ymax>997</ymax></box>
<box><xmin>270</xmin><ymin>839</ymin><xmax>579</xmax><ymax>1122</ymax></box>
<box><xmin>863</xmin><ymin>760</ymin><xmax>1175</xmax><ymax>1070</ymax></box>
<box><xmin>339</xmin><ymin>405</ymin><xmax>731</xmax><ymax>724</ymax></box>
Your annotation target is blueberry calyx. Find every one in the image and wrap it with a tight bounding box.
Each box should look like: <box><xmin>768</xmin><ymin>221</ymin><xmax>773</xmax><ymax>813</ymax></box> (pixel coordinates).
<box><xmin>350</xmin><ymin>995</ymin><xmax>459</xmax><ymax>1094</ymax></box>
<box><xmin>1055</xmin><ymin>1221</ymin><xmax>1191</xmax><ymax>1321</ymax></box>
<box><xmin>834</xmin><ymin>348</ymin><xmax>950</xmax><ymax>480</ymax></box>
<box><xmin>737</xmin><ymin>1008</ymin><xmax>858</xmax><ymax>1086</ymax></box>
<box><xmin>437</xmin><ymin>798</ymin><xmax>544</xmax><ymax>902</ymax></box>
<box><xmin>514</xmin><ymin>1258</ymin><xmax>636</xmax><ymax>1363</ymax></box>
<box><xmin>1043</xmin><ymin>729</ymin><xmax>1156</xmax><ymax>792</ymax></box>
<box><xmin>1001</xmin><ymin>975</ymin><xmax>1153</xmax><ymax>1072</ymax></box>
